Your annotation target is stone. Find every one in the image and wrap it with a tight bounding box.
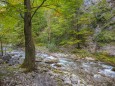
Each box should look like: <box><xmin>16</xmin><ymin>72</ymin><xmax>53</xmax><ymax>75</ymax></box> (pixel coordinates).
<box><xmin>36</xmin><ymin>57</ymin><xmax>43</xmax><ymax>62</ymax></box>
<box><xmin>62</xmin><ymin>74</ymin><xmax>72</xmax><ymax>85</ymax></box>
<box><xmin>71</xmin><ymin>74</ymin><xmax>79</xmax><ymax>84</ymax></box>
<box><xmin>112</xmin><ymin>67</ymin><xmax>115</xmax><ymax>72</ymax></box>
<box><xmin>2</xmin><ymin>54</ymin><xmax>12</xmax><ymax>63</ymax></box>
<box><xmin>44</xmin><ymin>57</ymin><xmax>59</xmax><ymax>64</ymax></box>
<box><xmin>19</xmin><ymin>55</ymin><xmax>23</xmax><ymax>57</ymax></box>
<box><xmin>7</xmin><ymin>56</ymin><xmax>20</xmax><ymax>65</ymax></box>
<box><xmin>94</xmin><ymin>74</ymin><xmax>102</xmax><ymax>81</ymax></box>
<box><xmin>44</xmin><ymin>59</ymin><xmax>58</xmax><ymax>64</ymax></box>
<box><xmin>8</xmin><ymin>57</ymin><xmax>20</xmax><ymax>66</ymax></box>
<box><xmin>64</xmin><ymin>77</ymin><xmax>71</xmax><ymax>85</ymax></box>
<box><xmin>54</xmin><ymin>63</ymin><xmax>62</xmax><ymax>67</ymax></box>
<box><xmin>85</xmin><ymin>57</ymin><xmax>95</xmax><ymax>61</ymax></box>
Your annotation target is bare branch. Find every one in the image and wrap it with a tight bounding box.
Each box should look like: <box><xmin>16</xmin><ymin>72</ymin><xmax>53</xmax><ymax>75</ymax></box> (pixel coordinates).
<box><xmin>31</xmin><ymin>0</ymin><xmax>47</xmax><ymax>20</ymax></box>
<box><xmin>31</xmin><ymin>4</ymin><xmax>56</xmax><ymax>9</ymax></box>
<box><xmin>31</xmin><ymin>4</ymin><xmax>60</xmax><ymax>15</ymax></box>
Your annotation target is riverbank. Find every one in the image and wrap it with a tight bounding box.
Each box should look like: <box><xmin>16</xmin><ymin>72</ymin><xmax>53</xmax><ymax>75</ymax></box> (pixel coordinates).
<box><xmin>0</xmin><ymin>46</ymin><xmax>115</xmax><ymax>86</ymax></box>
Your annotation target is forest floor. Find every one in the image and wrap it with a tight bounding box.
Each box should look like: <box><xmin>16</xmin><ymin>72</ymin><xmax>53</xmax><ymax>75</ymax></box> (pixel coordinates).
<box><xmin>0</xmin><ymin>47</ymin><xmax>115</xmax><ymax>86</ymax></box>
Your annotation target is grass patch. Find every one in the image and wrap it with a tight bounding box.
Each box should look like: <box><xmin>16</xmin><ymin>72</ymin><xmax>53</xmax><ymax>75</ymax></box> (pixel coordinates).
<box><xmin>53</xmin><ymin>69</ymin><xmax>64</xmax><ymax>74</ymax></box>
<box><xmin>72</xmin><ymin>49</ymin><xmax>115</xmax><ymax>66</ymax></box>
<box><xmin>72</xmin><ymin>49</ymin><xmax>93</xmax><ymax>58</ymax></box>
<box><xmin>94</xmin><ymin>52</ymin><xmax>115</xmax><ymax>66</ymax></box>
<box><xmin>47</xmin><ymin>43</ymin><xmax>59</xmax><ymax>52</ymax></box>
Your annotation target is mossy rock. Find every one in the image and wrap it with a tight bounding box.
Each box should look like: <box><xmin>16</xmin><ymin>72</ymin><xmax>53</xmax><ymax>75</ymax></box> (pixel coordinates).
<box><xmin>54</xmin><ymin>63</ymin><xmax>62</xmax><ymax>67</ymax></box>
<box><xmin>55</xmin><ymin>77</ymin><xmax>64</xmax><ymax>86</ymax></box>
<box><xmin>53</xmin><ymin>69</ymin><xmax>63</xmax><ymax>74</ymax></box>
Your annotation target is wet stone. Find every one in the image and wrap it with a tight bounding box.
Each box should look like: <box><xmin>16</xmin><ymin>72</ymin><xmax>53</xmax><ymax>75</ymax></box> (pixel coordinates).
<box><xmin>54</xmin><ymin>63</ymin><xmax>62</xmax><ymax>67</ymax></box>
<box><xmin>112</xmin><ymin>67</ymin><xmax>115</xmax><ymax>72</ymax></box>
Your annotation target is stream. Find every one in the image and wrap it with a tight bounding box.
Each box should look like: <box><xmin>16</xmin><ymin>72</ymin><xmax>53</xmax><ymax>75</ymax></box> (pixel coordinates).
<box><xmin>5</xmin><ymin>49</ymin><xmax>115</xmax><ymax>86</ymax></box>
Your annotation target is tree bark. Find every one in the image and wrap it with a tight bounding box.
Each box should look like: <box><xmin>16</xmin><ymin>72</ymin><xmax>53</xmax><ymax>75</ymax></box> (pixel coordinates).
<box><xmin>21</xmin><ymin>0</ymin><xmax>35</xmax><ymax>71</ymax></box>
<box><xmin>0</xmin><ymin>40</ymin><xmax>3</xmax><ymax>56</ymax></box>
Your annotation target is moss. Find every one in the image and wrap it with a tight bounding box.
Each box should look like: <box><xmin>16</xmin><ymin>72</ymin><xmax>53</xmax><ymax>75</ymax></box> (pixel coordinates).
<box><xmin>72</xmin><ymin>49</ymin><xmax>93</xmax><ymax>58</ymax></box>
<box><xmin>0</xmin><ymin>73</ymin><xmax>5</xmax><ymax>79</ymax></box>
<box><xmin>55</xmin><ymin>77</ymin><xmax>64</xmax><ymax>86</ymax></box>
<box><xmin>20</xmin><ymin>61</ymin><xmax>36</xmax><ymax>72</ymax></box>
<box><xmin>72</xmin><ymin>49</ymin><xmax>115</xmax><ymax>66</ymax></box>
<box><xmin>53</xmin><ymin>69</ymin><xmax>64</xmax><ymax>74</ymax></box>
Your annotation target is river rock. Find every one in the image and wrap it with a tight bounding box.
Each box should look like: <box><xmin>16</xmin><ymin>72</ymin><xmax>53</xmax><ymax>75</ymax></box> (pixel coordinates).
<box><xmin>8</xmin><ymin>57</ymin><xmax>20</xmax><ymax>66</ymax></box>
<box><xmin>64</xmin><ymin>77</ymin><xmax>72</xmax><ymax>85</ymax></box>
<box><xmin>94</xmin><ymin>74</ymin><xmax>102</xmax><ymax>81</ymax></box>
<box><xmin>36</xmin><ymin>57</ymin><xmax>43</xmax><ymax>62</ymax></box>
<box><xmin>2</xmin><ymin>54</ymin><xmax>12</xmax><ymax>63</ymax></box>
<box><xmin>71</xmin><ymin>74</ymin><xmax>79</xmax><ymax>84</ymax></box>
<box><xmin>112</xmin><ymin>67</ymin><xmax>115</xmax><ymax>72</ymax></box>
<box><xmin>54</xmin><ymin>63</ymin><xmax>62</xmax><ymax>67</ymax></box>
<box><xmin>44</xmin><ymin>57</ymin><xmax>59</xmax><ymax>64</ymax></box>
<box><xmin>44</xmin><ymin>59</ymin><xmax>58</xmax><ymax>64</ymax></box>
<box><xmin>52</xmin><ymin>53</ymin><xmax>69</xmax><ymax>58</ymax></box>
<box><xmin>62</xmin><ymin>74</ymin><xmax>72</xmax><ymax>85</ymax></box>
<box><xmin>85</xmin><ymin>57</ymin><xmax>95</xmax><ymax>61</ymax></box>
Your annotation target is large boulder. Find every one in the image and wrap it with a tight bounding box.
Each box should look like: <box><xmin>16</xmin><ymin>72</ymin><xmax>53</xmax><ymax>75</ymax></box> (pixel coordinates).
<box><xmin>2</xmin><ymin>54</ymin><xmax>12</xmax><ymax>63</ymax></box>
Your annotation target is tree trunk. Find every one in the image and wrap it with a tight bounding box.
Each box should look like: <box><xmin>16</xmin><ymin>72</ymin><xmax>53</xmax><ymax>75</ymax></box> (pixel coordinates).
<box><xmin>0</xmin><ymin>40</ymin><xmax>3</xmax><ymax>56</ymax></box>
<box><xmin>21</xmin><ymin>0</ymin><xmax>35</xmax><ymax>71</ymax></box>
<box><xmin>76</xmin><ymin>19</ymin><xmax>81</xmax><ymax>49</ymax></box>
<box><xmin>4</xmin><ymin>46</ymin><xmax>6</xmax><ymax>55</ymax></box>
<box><xmin>77</xmin><ymin>33</ymin><xmax>81</xmax><ymax>49</ymax></box>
